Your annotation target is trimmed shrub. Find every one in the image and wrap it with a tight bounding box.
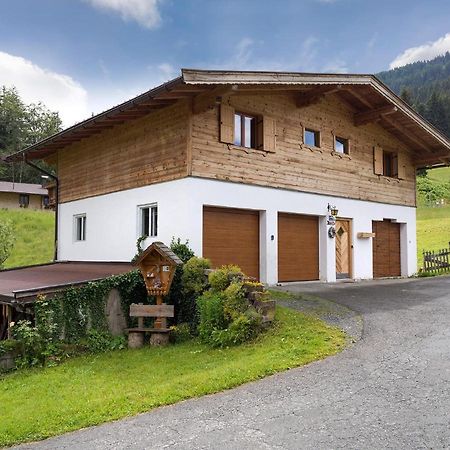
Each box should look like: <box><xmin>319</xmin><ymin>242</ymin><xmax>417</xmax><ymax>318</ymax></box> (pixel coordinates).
<box><xmin>182</xmin><ymin>257</ymin><xmax>211</xmax><ymax>297</ymax></box>
<box><xmin>209</xmin><ymin>265</ymin><xmax>243</xmax><ymax>292</ymax></box>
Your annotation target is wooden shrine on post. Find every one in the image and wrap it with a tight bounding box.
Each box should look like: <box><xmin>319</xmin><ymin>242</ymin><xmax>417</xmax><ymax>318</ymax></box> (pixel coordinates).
<box><xmin>128</xmin><ymin>241</ymin><xmax>182</xmax><ymax>347</ymax></box>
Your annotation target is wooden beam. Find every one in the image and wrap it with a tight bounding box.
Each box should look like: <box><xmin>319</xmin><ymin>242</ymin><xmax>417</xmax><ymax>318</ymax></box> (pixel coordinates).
<box><xmin>381</xmin><ymin>116</ymin><xmax>432</xmax><ymax>152</ymax></box>
<box><xmin>341</xmin><ymin>86</ymin><xmax>373</xmax><ymax>108</ymax></box>
<box><xmin>413</xmin><ymin>152</ymin><xmax>450</xmax><ymax>166</ymax></box>
<box><xmin>354</xmin><ymin>105</ymin><xmax>398</xmax><ymax>126</ymax></box>
<box><xmin>296</xmin><ymin>85</ymin><xmax>343</xmax><ymax>108</ymax></box>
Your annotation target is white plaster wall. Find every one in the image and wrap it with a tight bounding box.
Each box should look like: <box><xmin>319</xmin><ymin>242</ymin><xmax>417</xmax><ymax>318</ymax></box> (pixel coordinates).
<box><xmin>59</xmin><ymin>177</ymin><xmax>417</xmax><ymax>285</ymax></box>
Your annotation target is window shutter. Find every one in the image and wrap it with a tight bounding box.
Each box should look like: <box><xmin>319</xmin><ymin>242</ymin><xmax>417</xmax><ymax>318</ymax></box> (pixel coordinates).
<box><xmin>373</xmin><ymin>146</ymin><xmax>383</xmax><ymax>175</ymax></box>
<box><xmin>397</xmin><ymin>152</ymin><xmax>406</xmax><ymax>179</ymax></box>
<box><xmin>263</xmin><ymin>116</ymin><xmax>276</xmax><ymax>153</ymax></box>
<box><xmin>220</xmin><ymin>104</ymin><xmax>235</xmax><ymax>144</ymax></box>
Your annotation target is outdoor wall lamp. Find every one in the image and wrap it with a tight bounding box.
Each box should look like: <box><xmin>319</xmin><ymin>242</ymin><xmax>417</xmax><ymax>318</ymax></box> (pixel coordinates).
<box><xmin>327</xmin><ymin>203</ymin><xmax>339</xmax><ymax>217</ymax></box>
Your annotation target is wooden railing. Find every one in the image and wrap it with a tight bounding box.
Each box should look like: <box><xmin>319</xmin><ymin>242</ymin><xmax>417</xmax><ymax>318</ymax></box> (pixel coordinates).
<box><xmin>423</xmin><ymin>244</ymin><xmax>450</xmax><ymax>273</ymax></box>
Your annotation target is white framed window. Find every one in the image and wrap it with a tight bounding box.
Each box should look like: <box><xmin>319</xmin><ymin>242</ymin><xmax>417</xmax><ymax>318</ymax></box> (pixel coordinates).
<box><xmin>74</xmin><ymin>214</ymin><xmax>86</xmax><ymax>241</ymax></box>
<box><xmin>139</xmin><ymin>203</ymin><xmax>158</xmax><ymax>237</ymax></box>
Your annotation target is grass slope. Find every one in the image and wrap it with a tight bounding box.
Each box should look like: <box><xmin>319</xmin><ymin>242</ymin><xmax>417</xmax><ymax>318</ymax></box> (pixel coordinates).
<box><xmin>428</xmin><ymin>166</ymin><xmax>450</xmax><ymax>183</ymax></box>
<box><xmin>0</xmin><ymin>209</ymin><xmax>54</xmax><ymax>268</ymax></box>
<box><xmin>416</xmin><ymin>167</ymin><xmax>450</xmax><ymax>267</ymax></box>
<box><xmin>0</xmin><ymin>307</ymin><xmax>345</xmax><ymax>447</ymax></box>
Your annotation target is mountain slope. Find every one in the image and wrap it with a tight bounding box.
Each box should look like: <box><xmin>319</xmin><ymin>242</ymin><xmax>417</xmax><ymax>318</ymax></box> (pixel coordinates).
<box><xmin>377</xmin><ymin>53</ymin><xmax>450</xmax><ymax>138</ymax></box>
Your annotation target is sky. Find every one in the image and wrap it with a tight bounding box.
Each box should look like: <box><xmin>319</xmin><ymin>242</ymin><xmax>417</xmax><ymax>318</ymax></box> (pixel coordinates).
<box><xmin>0</xmin><ymin>0</ymin><xmax>449</xmax><ymax>126</ymax></box>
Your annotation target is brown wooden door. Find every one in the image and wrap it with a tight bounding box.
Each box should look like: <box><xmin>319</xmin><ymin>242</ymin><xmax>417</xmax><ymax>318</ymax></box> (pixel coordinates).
<box><xmin>336</xmin><ymin>219</ymin><xmax>351</xmax><ymax>279</ymax></box>
<box><xmin>278</xmin><ymin>213</ymin><xmax>319</xmax><ymax>282</ymax></box>
<box><xmin>372</xmin><ymin>220</ymin><xmax>401</xmax><ymax>278</ymax></box>
<box><xmin>203</xmin><ymin>206</ymin><xmax>260</xmax><ymax>279</ymax></box>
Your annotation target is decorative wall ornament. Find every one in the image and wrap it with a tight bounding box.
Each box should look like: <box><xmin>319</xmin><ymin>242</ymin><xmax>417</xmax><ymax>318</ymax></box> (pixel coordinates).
<box><xmin>328</xmin><ymin>226</ymin><xmax>336</xmax><ymax>239</ymax></box>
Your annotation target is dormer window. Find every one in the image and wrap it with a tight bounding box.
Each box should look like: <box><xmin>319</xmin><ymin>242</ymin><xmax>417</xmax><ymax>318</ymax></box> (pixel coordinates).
<box><xmin>234</xmin><ymin>112</ymin><xmax>257</xmax><ymax>148</ymax></box>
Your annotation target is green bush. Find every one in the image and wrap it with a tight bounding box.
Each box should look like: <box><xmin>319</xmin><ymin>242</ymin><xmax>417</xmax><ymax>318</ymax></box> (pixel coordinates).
<box><xmin>223</xmin><ymin>282</ymin><xmax>248</xmax><ymax>321</ymax></box>
<box><xmin>209</xmin><ymin>265</ymin><xmax>243</xmax><ymax>292</ymax></box>
<box><xmin>196</xmin><ymin>276</ymin><xmax>264</xmax><ymax>348</ymax></box>
<box><xmin>11</xmin><ymin>320</ymin><xmax>60</xmax><ymax>368</ymax></box>
<box><xmin>166</xmin><ymin>238</ymin><xmax>196</xmax><ymax>325</ymax></box>
<box><xmin>196</xmin><ymin>291</ymin><xmax>226</xmax><ymax>342</ymax></box>
<box><xmin>86</xmin><ymin>330</ymin><xmax>126</xmax><ymax>353</ymax></box>
<box><xmin>210</xmin><ymin>310</ymin><xmax>261</xmax><ymax>347</ymax></box>
<box><xmin>182</xmin><ymin>257</ymin><xmax>211</xmax><ymax>297</ymax></box>
<box><xmin>169</xmin><ymin>323</ymin><xmax>192</xmax><ymax>343</ymax></box>
<box><xmin>0</xmin><ymin>339</ymin><xmax>19</xmax><ymax>357</ymax></box>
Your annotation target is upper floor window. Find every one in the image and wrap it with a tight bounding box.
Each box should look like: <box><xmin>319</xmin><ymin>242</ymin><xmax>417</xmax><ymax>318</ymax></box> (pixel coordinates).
<box><xmin>19</xmin><ymin>194</ymin><xmax>29</xmax><ymax>208</ymax></box>
<box><xmin>334</xmin><ymin>136</ymin><xmax>350</xmax><ymax>154</ymax></box>
<box><xmin>383</xmin><ymin>151</ymin><xmax>398</xmax><ymax>178</ymax></box>
<box><xmin>139</xmin><ymin>203</ymin><xmax>158</xmax><ymax>237</ymax></box>
<box><xmin>234</xmin><ymin>112</ymin><xmax>257</xmax><ymax>148</ymax></box>
<box><xmin>304</xmin><ymin>128</ymin><xmax>320</xmax><ymax>148</ymax></box>
<box><xmin>74</xmin><ymin>214</ymin><xmax>86</xmax><ymax>241</ymax></box>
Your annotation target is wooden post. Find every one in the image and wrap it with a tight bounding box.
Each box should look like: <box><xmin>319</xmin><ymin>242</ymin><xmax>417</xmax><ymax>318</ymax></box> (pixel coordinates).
<box><xmin>154</xmin><ymin>294</ymin><xmax>165</xmax><ymax>329</ymax></box>
<box><xmin>7</xmin><ymin>305</ymin><xmax>12</xmax><ymax>340</ymax></box>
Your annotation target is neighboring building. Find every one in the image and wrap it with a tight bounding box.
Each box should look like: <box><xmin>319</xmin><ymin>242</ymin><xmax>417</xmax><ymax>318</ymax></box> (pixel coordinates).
<box><xmin>6</xmin><ymin>69</ymin><xmax>450</xmax><ymax>284</ymax></box>
<box><xmin>0</xmin><ymin>182</ymin><xmax>50</xmax><ymax>210</ymax></box>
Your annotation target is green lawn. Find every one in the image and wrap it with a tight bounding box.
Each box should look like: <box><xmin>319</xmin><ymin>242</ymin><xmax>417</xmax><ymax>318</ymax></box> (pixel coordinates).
<box><xmin>0</xmin><ymin>307</ymin><xmax>345</xmax><ymax>447</ymax></box>
<box><xmin>427</xmin><ymin>166</ymin><xmax>450</xmax><ymax>183</ymax></box>
<box><xmin>0</xmin><ymin>209</ymin><xmax>54</xmax><ymax>268</ymax></box>
<box><xmin>416</xmin><ymin>204</ymin><xmax>450</xmax><ymax>265</ymax></box>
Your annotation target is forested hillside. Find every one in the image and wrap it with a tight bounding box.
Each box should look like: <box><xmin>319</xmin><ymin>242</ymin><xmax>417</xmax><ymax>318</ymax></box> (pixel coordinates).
<box><xmin>377</xmin><ymin>53</ymin><xmax>450</xmax><ymax>138</ymax></box>
<box><xmin>0</xmin><ymin>87</ymin><xmax>61</xmax><ymax>183</ymax></box>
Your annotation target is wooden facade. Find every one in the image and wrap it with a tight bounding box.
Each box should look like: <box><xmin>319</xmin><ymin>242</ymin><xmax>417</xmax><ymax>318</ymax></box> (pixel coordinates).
<box><xmin>191</xmin><ymin>93</ymin><xmax>416</xmax><ymax>207</ymax></box>
<box><xmin>17</xmin><ymin>70</ymin><xmax>446</xmax><ymax>208</ymax></box>
<box><xmin>56</xmin><ymin>101</ymin><xmax>190</xmax><ymax>203</ymax></box>
<box><xmin>51</xmin><ymin>90</ymin><xmax>420</xmax><ymax>207</ymax></box>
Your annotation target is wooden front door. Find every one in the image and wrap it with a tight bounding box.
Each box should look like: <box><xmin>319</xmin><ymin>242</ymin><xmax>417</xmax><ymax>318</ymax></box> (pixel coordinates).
<box><xmin>372</xmin><ymin>220</ymin><xmax>401</xmax><ymax>278</ymax></box>
<box><xmin>278</xmin><ymin>213</ymin><xmax>319</xmax><ymax>282</ymax></box>
<box><xmin>335</xmin><ymin>219</ymin><xmax>351</xmax><ymax>279</ymax></box>
<box><xmin>203</xmin><ymin>206</ymin><xmax>260</xmax><ymax>279</ymax></box>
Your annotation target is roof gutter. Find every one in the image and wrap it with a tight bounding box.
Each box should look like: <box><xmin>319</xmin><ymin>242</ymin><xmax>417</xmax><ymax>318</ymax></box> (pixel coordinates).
<box><xmin>24</xmin><ymin>158</ymin><xmax>59</xmax><ymax>261</ymax></box>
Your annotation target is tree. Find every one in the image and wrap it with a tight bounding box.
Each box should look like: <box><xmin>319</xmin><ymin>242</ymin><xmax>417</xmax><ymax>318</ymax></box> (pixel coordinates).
<box><xmin>0</xmin><ymin>87</ymin><xmax>62</xmax><ymax>183</ymax></box>
<box><xmin>400</xmin><ymin>88</ymin><xmax>414</xmax><ymax>106</ymax></box>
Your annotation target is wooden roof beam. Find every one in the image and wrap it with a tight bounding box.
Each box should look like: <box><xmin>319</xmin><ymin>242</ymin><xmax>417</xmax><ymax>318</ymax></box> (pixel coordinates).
<box><xmin>382</xmin><ymin>116</ymin><xmax>431</xmax><ymax>153</ymax></box>
<box><xmin>296</xmin><ymin>85</ymin><xmax>343</xmax><ymax>108</ymax></box>
<box><xmin>382</xmin><ymin>115</ymin><xmax>432</xmax><ymax>152</ymax></box>
<box><xmin>341</xmin><ymin>86</ymin><xmax>374</xmax><ymax>108</ymax></box>
<box><xmin>354</xmin><ymin>105</ymin><xmax>398</xmax><ymax>126</ymax></box>
<box><xmin>413</xmin><ymin>153</ymin><xmax>450</xmax><ymax>166</ymax></box>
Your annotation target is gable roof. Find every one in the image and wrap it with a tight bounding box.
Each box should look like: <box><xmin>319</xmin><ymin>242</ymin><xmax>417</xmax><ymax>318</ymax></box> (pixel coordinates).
<box><xmin>0</xmin><ymin>181</ymin><xmax>48</xmax><ymax>196</ymax></box>
<box><xmin>5</xmin><ymin>69</ymin><xmax>450</xmax><ymax>168</ymax></box>
<box><xmin>133</xmin><ymin>241</ymin><xmax>183</xmax><ymax>267</ymax></box>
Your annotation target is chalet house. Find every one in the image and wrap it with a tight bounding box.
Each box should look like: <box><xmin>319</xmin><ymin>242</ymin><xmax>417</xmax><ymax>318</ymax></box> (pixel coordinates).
<box><xmin>6</xmin><ymin>69</ymin><xmax>450</xmax><ymax>284</ymax></box>
<box><xmin>0</xmin><ymin>181</ymin><xmax>50</xmax><ymax>210</ymax></box>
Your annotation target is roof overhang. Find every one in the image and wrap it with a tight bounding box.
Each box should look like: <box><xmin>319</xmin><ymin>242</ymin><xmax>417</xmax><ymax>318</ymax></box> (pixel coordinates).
<box><xmin>5</xmin><ymin>68</ymin><xmax>450</xmax><ymax>168</ymax></box>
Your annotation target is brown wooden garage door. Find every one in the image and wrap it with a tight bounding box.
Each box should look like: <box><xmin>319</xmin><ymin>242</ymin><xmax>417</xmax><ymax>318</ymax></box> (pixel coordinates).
<box><xmin>203</xmin><ymin>206</ymin><xmax>259</xmax><ymax>279</ymax></box>
<box><xmin>278</xmin><ymin>213</ymin><xmax>319</xmax><ymax>282</ymax></box>
<box><xmin>372</xmin><ymin>220</ymin><xmax>401</xmax><ymax>278</ymax></box>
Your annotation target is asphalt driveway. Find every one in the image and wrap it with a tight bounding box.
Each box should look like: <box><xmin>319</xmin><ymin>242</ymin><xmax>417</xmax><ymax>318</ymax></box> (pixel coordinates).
<box><xmin>17</xmin><ymin>276</ymin><xmax>450</xmax><ymax>449</ymax></box>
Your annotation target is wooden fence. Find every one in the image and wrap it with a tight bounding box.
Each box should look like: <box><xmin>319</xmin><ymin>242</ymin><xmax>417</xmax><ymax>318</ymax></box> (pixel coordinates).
<box><xmin>423</xmin><ymin>243</ymin><xmax>450</xmax><ymax>273</ymax></box>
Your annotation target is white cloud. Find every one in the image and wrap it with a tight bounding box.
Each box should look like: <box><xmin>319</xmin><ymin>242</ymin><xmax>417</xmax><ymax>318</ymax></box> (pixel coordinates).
<box><xmin>84</xmin><ymin>0</ymin><xmax>162</xmax><ymax>29</ymax></box>
<box><xmin>0</xmin><ymin>51</ymin><xmax>89</xmax><ymax>127</ymax></box>
<box><xmin>389</xmin><ymin>33</ymin><xmax>450</xmax><ymax>69</ymax></box>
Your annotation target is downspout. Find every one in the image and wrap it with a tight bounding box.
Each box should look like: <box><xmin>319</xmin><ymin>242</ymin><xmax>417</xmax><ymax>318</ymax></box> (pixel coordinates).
<box><xmin>24</xmin><ymin>158</ymin><xmax>59</xmax><ymax>261</ymax></box>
